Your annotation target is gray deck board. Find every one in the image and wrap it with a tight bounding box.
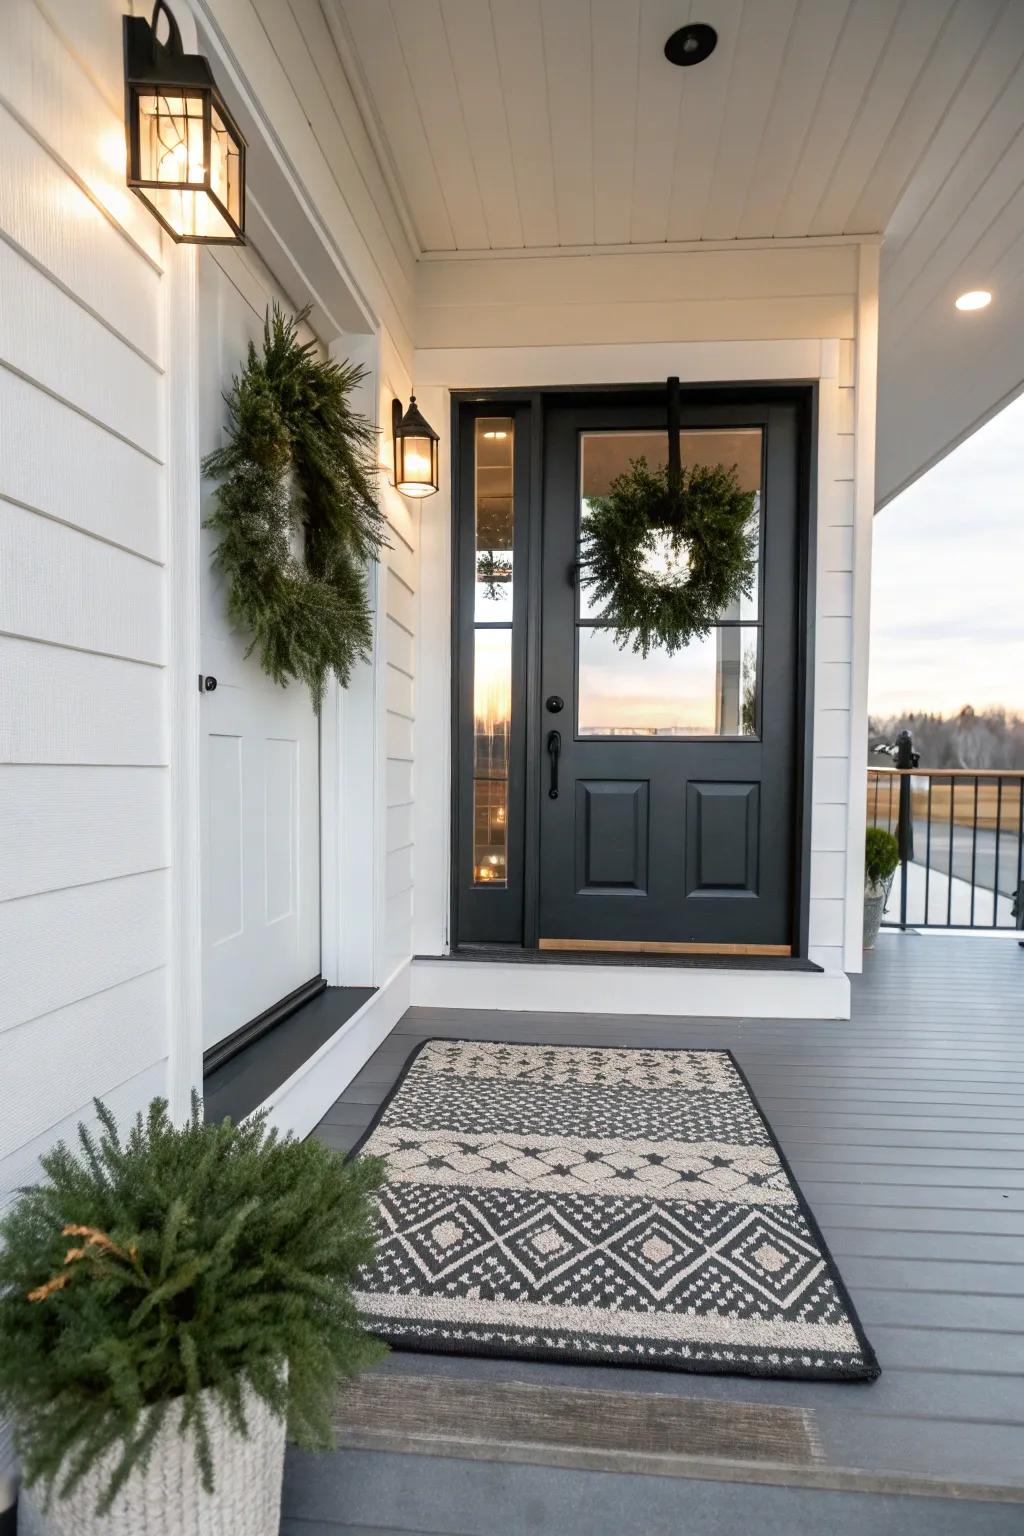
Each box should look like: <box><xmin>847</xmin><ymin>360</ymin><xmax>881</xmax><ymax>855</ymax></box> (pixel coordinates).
<box><xmin>299</xmin><ymin>934</ymin><xmax>1024</xmax><ymax>1515</ymax></box>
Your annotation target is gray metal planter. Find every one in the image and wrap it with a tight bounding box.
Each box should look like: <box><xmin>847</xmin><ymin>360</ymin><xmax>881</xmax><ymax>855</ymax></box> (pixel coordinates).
<box><xmin>863</xmin><ymin>878</ymin><xmax>892</xmax><ymax>949</ymax></box>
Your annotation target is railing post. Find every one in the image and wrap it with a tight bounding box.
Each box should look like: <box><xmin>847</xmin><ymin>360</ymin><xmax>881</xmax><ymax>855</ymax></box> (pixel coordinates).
<box><xmin>895</xmin><ymin>729</ymin><xmax>916</xmax><ymax>931</ymax></box>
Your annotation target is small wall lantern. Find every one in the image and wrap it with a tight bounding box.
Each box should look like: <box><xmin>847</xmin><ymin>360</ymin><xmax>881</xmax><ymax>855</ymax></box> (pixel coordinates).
<box><xmin>123</xmin><ymin>1</ymin><xmax>246</xmax><ymax>244</ymax></box>
<box><xmin>392</xmin><ymin>395</ymin><xmax>439</xmax><ymax>498</ymax></box>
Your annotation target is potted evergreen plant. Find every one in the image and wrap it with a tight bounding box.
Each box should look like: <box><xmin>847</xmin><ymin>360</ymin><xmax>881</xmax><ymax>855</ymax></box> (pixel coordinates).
<box><xmin>0</xmin><ymin>1097</ymin><xmax>385</xmax><ymax>1535</ymax></box>
<box><xmin>864</xmin><ymin>826</ymin><xmax>900</xmax><ymax>949</ymax></box>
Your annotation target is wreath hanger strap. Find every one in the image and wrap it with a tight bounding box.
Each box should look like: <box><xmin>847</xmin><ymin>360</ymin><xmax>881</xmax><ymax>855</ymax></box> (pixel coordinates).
<box><xmin>666</xmin><ymin>375</ymin><xmax>682</xmax><ymax>497</ymax></box>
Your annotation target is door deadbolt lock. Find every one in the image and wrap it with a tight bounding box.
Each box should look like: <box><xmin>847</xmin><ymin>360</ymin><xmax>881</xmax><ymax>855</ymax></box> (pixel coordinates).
<box><xmin>200</xmin><ymin>675</ymin><xmax>217</xmax><ymax>692</ymax></box>
<box><xmin>545</xmin><ymin>695</ymin><xmax>564</xmax><ymax>713</ymax></box>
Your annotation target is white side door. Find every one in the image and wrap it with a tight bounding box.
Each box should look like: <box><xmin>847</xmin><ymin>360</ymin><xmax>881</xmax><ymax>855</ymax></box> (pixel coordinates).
<box><xmin>198</xmin><ymin>249</ymin><xmax>320</xmax><ymax>1052</ymax></box>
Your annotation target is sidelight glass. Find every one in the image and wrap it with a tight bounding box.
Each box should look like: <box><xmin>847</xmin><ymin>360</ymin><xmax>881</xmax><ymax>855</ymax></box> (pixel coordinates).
<box><xmin>472</xmin><ymin>417</ymin><xmax>515</xmax><ymax>885</ymax></box>
<box><xmin>577</xmin><ymin>626</ymin><xmax>759</xmax><ymax>737</ymax></box>
<box><xmin>474</xmin><ymin>417</ymin><xmax>515</xmax><ymax>620</ymax></box>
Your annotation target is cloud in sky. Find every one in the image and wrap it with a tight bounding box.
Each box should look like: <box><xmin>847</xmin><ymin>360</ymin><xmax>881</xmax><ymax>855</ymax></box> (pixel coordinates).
<box><xmin>869</xmin><ymin>392</ymin><xmax>1024</xmax><ymax>719</ymax></box>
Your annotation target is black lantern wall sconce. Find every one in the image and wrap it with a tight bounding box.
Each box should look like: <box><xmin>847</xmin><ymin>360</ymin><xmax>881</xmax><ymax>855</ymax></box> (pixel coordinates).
<box><xmin>123</xmin><ymin>1</ymin><xmax>246</xmax><ymax>244</ymax></box>
<box><xmin>391</xmin><ymin>395</ymin><xmax>439</xmax><ymax>498</ymax></box>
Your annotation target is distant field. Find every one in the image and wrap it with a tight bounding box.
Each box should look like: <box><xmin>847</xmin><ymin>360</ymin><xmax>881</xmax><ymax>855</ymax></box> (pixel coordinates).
<box><xmin>867</xmin><ymin>773</ymin><xmax>1023</xmax><ymax>834</ymax></box>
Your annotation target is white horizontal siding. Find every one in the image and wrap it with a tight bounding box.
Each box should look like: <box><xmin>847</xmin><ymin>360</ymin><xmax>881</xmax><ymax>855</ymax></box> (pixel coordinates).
<box><xmin>0</xmin><ymin>764</ymin><xmax>168</xmax><ymax>901</ymax></box>
<box><xmin>0</xmin><ymin>502</ymin><xmax>165</xmax><ymax>663</ymax></box>
<box><xmin>0</xmin><ymin>237</ymin><xmax>162</xmax><ymax>457</ymax></box>
<box><xmin>0</xmin><ymin>870</ymin><xmax>168</xmax><ymax>1034</ymax></box>
<box><xmin>0</xmin><ymin>102</ymin><xmax>161</xmax><ymax>360</ymax></box>
<box><xmin>0</xmin><ymin>637</ymin><xmax>166</xmax><ymax>764</ymax></box>
<box><xmin>0</xmin><ymin>368</ymin><xmax>162</xmax><ymax>558</ymax></box>
<box><xmin>0</xmin><ymin>3</ymin><xmax>173</xmax><ymax>1412</ymax></box>
<box><xmin>2</xmin><ymin>969</ymin><xmax>168</xmax><ymax>1161</ymax></box>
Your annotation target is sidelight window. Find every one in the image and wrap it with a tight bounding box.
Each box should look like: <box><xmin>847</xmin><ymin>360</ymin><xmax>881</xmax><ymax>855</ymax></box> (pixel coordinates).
<box><xmin>472</xmin><ymin>418</ymin><xmax>515</xmax><ymax>885</ymax></box>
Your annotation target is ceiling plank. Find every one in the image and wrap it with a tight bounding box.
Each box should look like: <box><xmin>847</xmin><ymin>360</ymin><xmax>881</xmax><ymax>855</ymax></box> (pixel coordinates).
<box><xmin>541</xmin><ymin>0</ymin><xmax>595</xmax><ymax>246</ymax></box>
<box><xmin>665</xmin><ymin>0</ymin><xmax>745</xmax><ymax>243</ymax></box>
<box><xmin>774</xmin><ymin>0</ymin><xmax>902</xmax><ymax>237</ymax></box>
<box><xmin>339</xmin><ymin>0</ymin><xmax>456</xmax><ymax>251</ymax></box>
<box><xmin>881</xmin><ymin>1</ymin><xmax>1024</xmax><ymax>260</ymax></box>
<box><xmin>630</xmin><ymin>0</ymin><xmax>693</xmax><ymax>245</ymax></box>
<box><xmin>701</xmin><ymin>0</ymin><xmax>800</xmax><ymax>240</ymax></box>
<box><xmin>845</xmin><ymin>0</ymin><xmax>1006</xmax><ymax>235</ymax></box>
<box><xmin>885</xmin><ymin>57</ymin><xmax>1024</xmax><ymax>313</ymax></box>
<box><xmin>737</xmin><ymin>0</ymin><xmax>852</xmax><ymax>239</ymax></box>
<box><xmin>591</xmin><ymin>0</ymin><xmax>642</xmax><ymax>246</ymax></box>
<box><xmin>809</xmin><ymin>0</ymin><xmax>958</xmax><ymax>237</ymax></box>
<box><xmin>389</xmin><ymin>0</ymin><xmax>490</xmax><ymax>250</ymax></box>
<box><xmin>490</xmin><ymin>0</ymin><xmax>559</xmax><ymax>247</ymax></box>
<box><xmin>440</xmin><ymin>0</ymin><xmax>524</xmax><ymax>249</ymax></box>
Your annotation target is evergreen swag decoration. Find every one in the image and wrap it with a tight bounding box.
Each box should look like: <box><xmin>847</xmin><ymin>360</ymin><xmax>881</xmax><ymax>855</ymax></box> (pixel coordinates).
<box><xmin>203</xmin><ymin>304</ymin><xmax>387</xmax><ymax>708</ymax></box>
<box><xmin>0</xmin><ymin>1096</ymin><xmax>385</xmax><ymax>1513</ymax></box>
<box><xmin>580</xmin><ymin>456</ymin><xmax>759</xmax><ymax>658</ymax></box>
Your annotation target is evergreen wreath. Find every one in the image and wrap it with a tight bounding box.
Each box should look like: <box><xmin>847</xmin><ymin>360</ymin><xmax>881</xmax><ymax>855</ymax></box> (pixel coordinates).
<box><xmin>580</xmin><ymin>378</ymin><xmax>759</xmax><ymax>657</ymax></box>
<box><xmin>0</xmin><ymin>1095</ymin><xmax>385</xmax><ymax>1513</ymax></box>
<box><xmin>580</xmin><ymin>456</ymin><xmax>759</xmax><ymax>657</ymax></box>
<box><xmin>203</xmin><ymin>304</ymin><xmax>387</xmax><ymax>708</ymax></box>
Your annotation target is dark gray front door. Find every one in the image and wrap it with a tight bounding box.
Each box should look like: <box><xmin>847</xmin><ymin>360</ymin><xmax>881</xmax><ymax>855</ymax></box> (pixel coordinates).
<box><xmin>538</xmin><ymin>400</ymin><xmax>801</xmax><ymax>953</ymax></box>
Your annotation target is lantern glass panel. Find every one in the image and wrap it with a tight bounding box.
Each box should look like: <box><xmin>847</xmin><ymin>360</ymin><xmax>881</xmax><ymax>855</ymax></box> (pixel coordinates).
<box><xmin>211</xmin><ymin>104</ymin><xmax>242</xmax><ymax>226</ymax></box>
<box><xmin>137</xmin><ymin>92</ymin><xmax>206</xmax><ymax>185</ymax></box>
<box><xmin>397</xmin><ymin>434</ymin><xmax>436</xmax><ymax>496</ymax></box>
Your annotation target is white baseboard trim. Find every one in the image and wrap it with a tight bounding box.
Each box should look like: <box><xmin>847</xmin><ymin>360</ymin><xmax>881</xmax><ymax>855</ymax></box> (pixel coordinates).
<box><xmin>410</xmin><ymin>959</ymin><xmax>851</xmax><ymax>1020</ymax></box>
<box><xmin>258</xmin><ymin>960</ymin><xmax>411</xmax><ymax>1139</ymax></box>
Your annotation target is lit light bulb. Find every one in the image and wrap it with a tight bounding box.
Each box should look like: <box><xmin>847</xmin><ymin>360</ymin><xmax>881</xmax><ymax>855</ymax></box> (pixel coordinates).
<box><xmin>955</xmin><ymin>290</ymin><xmax>992</xmax><ymax>311</ymax></box>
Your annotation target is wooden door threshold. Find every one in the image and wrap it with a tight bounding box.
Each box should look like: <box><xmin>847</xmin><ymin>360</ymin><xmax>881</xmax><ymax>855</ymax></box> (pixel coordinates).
<box><xmin>539</xmin><ymin>938</ymin><xmax>792</xmax><ymax>957</ymax></box>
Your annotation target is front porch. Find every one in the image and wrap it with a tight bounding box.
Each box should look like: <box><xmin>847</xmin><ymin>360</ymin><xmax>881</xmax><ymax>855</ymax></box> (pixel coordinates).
<box><xmin>286</xmin><ymin>934</ymin><xmax>1024</xmax><ymax>1530</ymax></box>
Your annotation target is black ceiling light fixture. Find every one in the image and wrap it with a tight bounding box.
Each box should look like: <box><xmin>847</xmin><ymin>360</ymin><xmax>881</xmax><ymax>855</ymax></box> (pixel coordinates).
<box><xmin>664</xmin><ymin>23</ymin><xmax>718</xmax><ymax>67</ymax></box>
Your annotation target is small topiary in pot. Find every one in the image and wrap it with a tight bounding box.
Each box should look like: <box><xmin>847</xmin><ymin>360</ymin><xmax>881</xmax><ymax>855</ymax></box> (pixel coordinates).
<box><xmin>864</xmin><ymin>826</ymin><xmax>900</xmax><ymax>949</ymax></box>
<box><xmin>0</xmin><ymin>1096</ymin><xmax>385</xmax><ymax>1535</ymax></box>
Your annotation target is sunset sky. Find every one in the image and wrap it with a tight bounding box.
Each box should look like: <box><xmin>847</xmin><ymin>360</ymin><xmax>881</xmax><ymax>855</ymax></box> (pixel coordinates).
<box><xmin>869</xmin><ymin>393</ymin><xmax>1024</xmax><ymax>721</ymax></box>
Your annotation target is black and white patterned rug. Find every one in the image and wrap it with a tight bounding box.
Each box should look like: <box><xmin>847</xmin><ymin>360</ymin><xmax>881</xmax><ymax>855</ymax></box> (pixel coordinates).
<box><xmin>353</xmin><ymin>1039</ymin><xmax>879</xmax><ymax>1382</ymax></box>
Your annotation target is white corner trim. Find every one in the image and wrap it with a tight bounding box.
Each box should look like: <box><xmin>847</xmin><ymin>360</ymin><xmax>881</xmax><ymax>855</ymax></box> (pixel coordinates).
<box><xmin>844</xmin><ymin>243</ymin><xmax>881</xmax><ymax>973</ymax></box>
<box><xmin>165</xmin><ymin>240</ymin><xmax>204</xmax><ymax>1124</ymax></box>
<box><xmin>258</xmin><ymin>961</ymin><xmax>412</xmax><ymax>1140</ymax></box>
<box><xmin>410</xmin><ymin>960</ymin><xmax>851</xmax><ymax>1021</ymax></box>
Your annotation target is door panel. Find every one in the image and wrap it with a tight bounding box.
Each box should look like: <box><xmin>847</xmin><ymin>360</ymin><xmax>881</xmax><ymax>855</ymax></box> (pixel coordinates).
<box><xmin>539</xmin><ymin>400</ymin><xmax>799</xmax><ymax>951</ymax></box>
<box><xmin>685</xmin><ymin>781</ymin><xmax>759</xmax><ymax>895</ymax></box>
<box><xmin>198</xmin><ymin>253</ymin><xmax>320</xmax><ymax>1050</ymax></box>
<box><xmin>575</xmin><ymin>779</ymin><xmax>650</xmax><ymax>894</ymax></box>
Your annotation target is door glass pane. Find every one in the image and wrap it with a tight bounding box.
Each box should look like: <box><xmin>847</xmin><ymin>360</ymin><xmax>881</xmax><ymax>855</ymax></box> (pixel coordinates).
<box><xmin>473</xmin><ymin>627</ymin><xmax>512</xmax><ymax>884</ymax></box>
<box><xmin>579</xmin><ymin>429</ymin><xmax>762</xmax><ymax>621</ymax></box>
<box><xmin>475</xmin><ymin>417</ymin><xmax>514</xmax><ymax>619</ymax></box>
<box><xmin>577</xmin><ymin>626</ymin><xmax>758</xmax><ymax>737</ymax></box>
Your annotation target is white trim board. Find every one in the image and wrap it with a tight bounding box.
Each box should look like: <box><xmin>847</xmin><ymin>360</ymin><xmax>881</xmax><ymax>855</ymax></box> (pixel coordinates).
<box><xmin>257</xmin><ymin>961</ymin><xmax>412</xmax><ymax>1140</ymax></box>
<box><xmin>410</xmin><ymin>959</ymin><xmax>851</xmax><ymax>1021</ymax></box>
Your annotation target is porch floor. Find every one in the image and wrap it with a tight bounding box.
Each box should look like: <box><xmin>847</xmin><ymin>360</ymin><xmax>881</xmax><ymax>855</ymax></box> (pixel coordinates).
<box><xmin>289</xmin><ymin>934</ymin><xmax>1024</xmax><ymax>1531</ymax></box>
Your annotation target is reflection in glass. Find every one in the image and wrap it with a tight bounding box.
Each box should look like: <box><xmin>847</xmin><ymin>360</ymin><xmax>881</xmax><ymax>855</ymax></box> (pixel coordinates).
<box><xmin>475</xmin><ymin>418</ymin><xmax>514</xmax><ymax>620</ymax></box>
<box><xmin>473</xmin><ymin>627</ymin><xmax>512</xmax><ymax>885</ymax></box>
<box><xmin>579</xmin><ymin>429</ymin><xmax>763</xmax><ymax>622</ymax></box>
<box><xmin>577</xmin><ymin>626</ymin><xmax>759</xmax><ymax>738</ymax></box>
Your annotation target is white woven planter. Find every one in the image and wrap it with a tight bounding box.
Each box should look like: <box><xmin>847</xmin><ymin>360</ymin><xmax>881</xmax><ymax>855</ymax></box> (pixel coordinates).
<box><xmin>18</xmin><ymin>1374</ymin><xmax>286</xmax><ymax>1536</ymax></box>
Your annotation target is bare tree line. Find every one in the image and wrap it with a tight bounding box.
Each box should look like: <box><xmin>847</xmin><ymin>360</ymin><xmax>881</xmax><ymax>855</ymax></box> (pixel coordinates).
<box><xmin>868</xmin><ymin>707</ymin><xmax>1024</xmax><ymax>769</ymax></box>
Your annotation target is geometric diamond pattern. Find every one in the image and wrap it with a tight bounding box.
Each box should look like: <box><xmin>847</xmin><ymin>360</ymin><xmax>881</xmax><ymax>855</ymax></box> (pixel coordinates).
<box><xmin>354</xmin><ymin>1040</ymin><xmax>880</xmax><ymax>1382</ymax></box>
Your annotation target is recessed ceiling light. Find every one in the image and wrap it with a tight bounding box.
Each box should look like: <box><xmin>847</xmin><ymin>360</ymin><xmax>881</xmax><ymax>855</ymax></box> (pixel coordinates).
<box><xmin>955</xmin><ymin>290</ymin><xmax>992</xmax><ymax>311</ymax></box>
<box><xmin>664</xmin><ymin>23</ymin><xmax>718</xmax><ymax>67</ymax></box>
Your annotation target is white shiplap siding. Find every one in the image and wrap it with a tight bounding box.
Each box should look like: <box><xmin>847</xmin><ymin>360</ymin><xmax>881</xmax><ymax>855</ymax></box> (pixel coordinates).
<box><xmin>0</xmin><ymin>1</ymin><xmax>172</xmax><ymax>1219</ymax></box>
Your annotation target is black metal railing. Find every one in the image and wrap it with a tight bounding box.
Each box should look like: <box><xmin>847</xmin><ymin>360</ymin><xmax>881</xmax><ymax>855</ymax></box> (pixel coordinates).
<box><xmin>867</xmin><ymin>734</ymin><xmax>1024</xmax><ymax>932</ymax></box>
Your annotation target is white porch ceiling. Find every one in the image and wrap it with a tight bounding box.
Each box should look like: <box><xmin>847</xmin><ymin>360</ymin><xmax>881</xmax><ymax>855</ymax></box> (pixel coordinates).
<box><xmin>322</xmin><ymin>0</ymin><xmax>1024</xmax><ymax>500</ymax></box>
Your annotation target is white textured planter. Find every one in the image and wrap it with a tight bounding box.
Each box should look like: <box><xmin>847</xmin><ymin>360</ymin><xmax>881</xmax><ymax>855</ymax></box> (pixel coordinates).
<box><xmin>18</xmin><ymin>1375</ymin><xmax>286</xmax><ymax>1536</ymax></box>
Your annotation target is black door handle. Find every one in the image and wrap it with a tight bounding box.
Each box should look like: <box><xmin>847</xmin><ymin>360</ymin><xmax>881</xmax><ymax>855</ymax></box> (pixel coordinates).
<box><xmin>547</xmin><ymin>729</ymin><xmax>561</xmax><ymax>800</ymax></box>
